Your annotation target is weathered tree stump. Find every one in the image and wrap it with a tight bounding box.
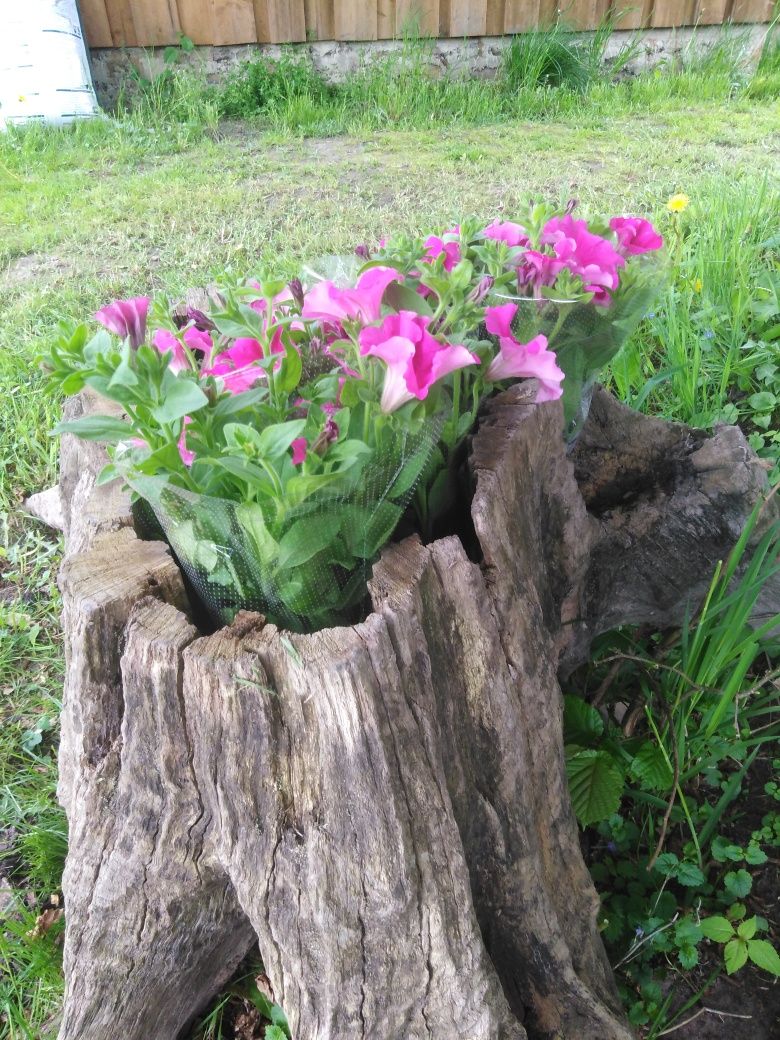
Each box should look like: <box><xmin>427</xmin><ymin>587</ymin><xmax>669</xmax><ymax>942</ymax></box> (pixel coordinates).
<box><xmin>55</xmin><ymin>385</ymin><xmax>774</xmax><ymax>1040</ymax></box>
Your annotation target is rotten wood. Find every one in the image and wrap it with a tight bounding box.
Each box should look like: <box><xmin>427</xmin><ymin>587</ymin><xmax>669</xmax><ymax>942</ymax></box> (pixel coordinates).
<box><xmin>55</xmin><ymin>385</ymin><xmax>775</xmax><ymax>1040</ymax></box>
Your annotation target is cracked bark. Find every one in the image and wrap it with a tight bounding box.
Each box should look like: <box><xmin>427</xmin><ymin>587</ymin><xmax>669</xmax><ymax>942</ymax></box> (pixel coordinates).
<box><xmin>56</xmin><ymin>386</ymin><xmax>776</xmax><ymax>1040</ymax></box>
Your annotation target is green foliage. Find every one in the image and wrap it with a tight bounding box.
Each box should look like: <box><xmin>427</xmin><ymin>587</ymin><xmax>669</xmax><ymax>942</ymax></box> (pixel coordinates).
<box><xmin>219</xmin><ymin>52</ymin><xmax>331</xmax><ymax>119</ymax></box>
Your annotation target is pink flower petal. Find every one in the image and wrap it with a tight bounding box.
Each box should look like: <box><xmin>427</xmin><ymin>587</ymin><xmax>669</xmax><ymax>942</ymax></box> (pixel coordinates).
<box><xmin>95</xmin><ymin>297</ymin><xmax>150</xmax><ymax>348</ymax></box>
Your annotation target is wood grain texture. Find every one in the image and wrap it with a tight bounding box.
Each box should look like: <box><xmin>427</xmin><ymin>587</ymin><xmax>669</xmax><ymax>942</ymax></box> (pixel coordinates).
<box><xmin>652</xmin><ymin>0</ymin><xmax>699</xmax><ymax>25</ymax></box>
<box><xmin>503</xmin><ymin>0</ymin><xmax>542</xmax><ymax>31</ymax></box>
<box><xmin>334</xmin><ymin>0</ymin><xmax>378</xmax><ymax>38</ymax></box>
<box><xmin>304</xmin><ymin>0</ymin><xmax>336</xmax><ymax>38</ymax></box>
<box><xmin>611</xmin><ymin>0</ymin><xmax>654</xmax><ymax>28</ymax></box>
<box><xmin>78</xmin><ymin>0</ymin><xmax>114</xmax><ymax>47</ymax></box>
<box><xmin>563</xmin><ymin>0</ymin><xmax>610</xmax><ymax>30</ymax></box>
<box><xmin>449</xmin><ymin>0</ymin><xmax>487</xmax><ymax>35</ymax></box>
<box><xmin>176</xmin><ymin>0</ymin><xmax>259</xmax><ymax>45</ymax></box>
<box><xmin>696</xmin><ymin>0</ymin><xmax>734</xmax><ymax>25</ymax></box>
<box><xmin>56</xmin><ymin>383</ymin><xmax>776</xmax><ymax>1040</ymax></box>
<box><xmin>731</xmin><ymin>0</ymin><xmax>775</xmax><ymax>20</ymax></box>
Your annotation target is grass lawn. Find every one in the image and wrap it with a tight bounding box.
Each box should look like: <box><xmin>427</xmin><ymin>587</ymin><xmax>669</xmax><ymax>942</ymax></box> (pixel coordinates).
<box><xmin>0</xmin><ymin>81</ymin><xmax>778</xmax><ymax>1038</ymax></box>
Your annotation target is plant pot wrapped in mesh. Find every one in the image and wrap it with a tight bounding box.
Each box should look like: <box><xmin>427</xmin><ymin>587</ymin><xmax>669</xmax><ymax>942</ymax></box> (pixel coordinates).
<box><xmin>128</xmin><ymin>417</ymin><xmax>440</xmax><ymax>632</ymax></box>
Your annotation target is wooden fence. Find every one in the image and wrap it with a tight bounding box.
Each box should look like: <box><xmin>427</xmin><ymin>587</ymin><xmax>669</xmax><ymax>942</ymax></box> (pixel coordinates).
<box><xmin>78</xmin><ymin>1</ymin><xmax>777</xmax><ymax>48</ymax></box>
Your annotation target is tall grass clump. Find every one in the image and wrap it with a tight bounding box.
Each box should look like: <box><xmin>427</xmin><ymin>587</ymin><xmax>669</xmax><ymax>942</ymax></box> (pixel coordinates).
<box><xmin>116</xmin><ymin>47</ymin><xmax>219</xmax><ymax>134</ymax></box>
<box><xmin>219</xmin><ymin>51</ymin><xmax>331</xmax><ymax>119</ymax></box>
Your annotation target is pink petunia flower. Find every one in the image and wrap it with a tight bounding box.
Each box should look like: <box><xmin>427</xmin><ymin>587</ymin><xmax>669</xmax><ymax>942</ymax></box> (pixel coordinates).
<box><xmin>178</xmin><ymin>417</ymin><xmax>195</xmax><ymax>467</ymax></box>
<box><xmin>516</xmin><ymin>250</ymin><xmax>567</xmax><ymax>294</ymax></box>
<box><xmin>359</xmin><ymin>310</ymin><xmax>479</xmax><ymax>414</ymax></box>
<box><xmin>423</xmin><ymin>235</ymin><xmax>461</xmax><ymax>272</ymax></box>
<box><xmin>484</xmin><ymin>302</ymin><xmax>564</xmax><ymax>403</ymax></box>
<box><xmin>152</xmin><ymin>329</ymin><xmax>190</xmax><ymax>374</ymax></box>
<box><xmin>609</xmin><ymin>216</ymin><xmax>664</xmax><ymax>256</ymax></box>
<box><xmin>541</xmin><ymin>215</ymin><xmax>626</xmax><ymax>304</ymax></box>
<box><xmin>291</xmin><ymin>437</ymin><xmax>308</xmax><ymax>465</ymax></box>
<box><xmin>183</xmin><ymin>326</ymin><xmax>214</xmax><ymax>356</ymax></box>
<box><xmin>482</xmin><ymin>220</ymin><xmax>530</xmax><ymax>248</ymax></box>
<box><xmin>302</xmin><ymin>266</ymin><xmax>403</xmax><ymax>324</ymax></box>
<box><xmin>204</xmin><ymin>336</ymin><xmax>277</xmax><ymax>394</ymax></box>
<box><xmin>95</xmin><ymin>297</ymin><xmax>150</xmax><ymax>348</ymax></box>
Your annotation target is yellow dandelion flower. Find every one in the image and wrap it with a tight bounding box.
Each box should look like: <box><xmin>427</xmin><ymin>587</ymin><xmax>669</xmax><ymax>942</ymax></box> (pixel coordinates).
<box><xmin>693</xmin><ymin>278</ymin><xmax>703</xmax><ymax>293</ymax></box>
<box><xmin>17</xmin><ymin>95</ymin><xmax>26</xmax><ymax>103</ymax></box>
<box><xmin>667</xmin><ymin>194</ymin><xmax>690</xmax><ymax>213</ymax></box>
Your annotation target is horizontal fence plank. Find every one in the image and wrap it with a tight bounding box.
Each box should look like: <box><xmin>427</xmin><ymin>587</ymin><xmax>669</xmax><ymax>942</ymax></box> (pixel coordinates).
<box><xmin>84</xmin><ymin>0</ymin><xmax>777</xmax><ymax>48</ymax></box>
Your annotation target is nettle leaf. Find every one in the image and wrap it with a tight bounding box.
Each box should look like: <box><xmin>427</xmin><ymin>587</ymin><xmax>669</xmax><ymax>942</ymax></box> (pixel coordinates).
<box><xmin>653</xmin><ymin>852</ymin><xmax>679</xmax><ymax>877</ymax></box>
<box><xmin>737</xmin><ymin>917</ymin><xmax>758</xmax><ymax>940</ymax></box>
<box><xmin>53</xmin><ymin>415</ymin><xmax>131</xmax><ymax>443</ymax></box>
<box><xmin>675</xmin><ymin>861</ymin><xmax>706</xmax><ymax>888</ymax></box>
<box><xmin>747</xmin><ymin>939</ymin><xmax>780</xmax><ymax>977</ymax></box>
<box><xmin>565</xmin><ymin>749</ymin><xmax>624</xmax><ymax>827</ymax></box>
<box><xmin>152</xmin><ymin>378</ymin><xmax>209</xmax><ymax>423</ymax></box>
<box><xmin>629</xmin><ymin>743</ymin><xmax>674</xmax><ymax>792</ymax></box>
<box><xmin>699</xmin><ymin>916</ymin><xmax>734</xmax><ymax>943</ymax></box>
<box><xmin>677</xmin><ymin>943</ymin><xmax>699</xmax><ymax>970</ymax></box>
<box><xmin>724</xmin><ymin>938</ymin><xmax>749</xmax><ymax>975</ymax></box>
<box><xmin>724</xmin><ymin>869</ymin><xmax>753</xmax><ymax>899</ymax></box>
<box><xmin>563</xmin><ymin>695</ymin><xmax>604</xmax><ymax>748</ymax></box>
<box><xmin>745</xmin><ymin>843</ymin><xmax>768</xmax><ymax>866</ymax></box>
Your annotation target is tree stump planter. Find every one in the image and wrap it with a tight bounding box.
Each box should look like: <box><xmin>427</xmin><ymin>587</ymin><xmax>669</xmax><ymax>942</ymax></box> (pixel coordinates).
<box><xmin>56</xmin><ymin>385</ymin><xmax>774</xmax><ymax>1040</ymax></box>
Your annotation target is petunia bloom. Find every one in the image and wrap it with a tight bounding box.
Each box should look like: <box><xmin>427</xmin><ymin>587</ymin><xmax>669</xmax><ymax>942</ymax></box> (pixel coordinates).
<box><xmin>484</xmin><ymin>302</ymin><xmax>564</xmax><ymax>403</ymax></box>
<box><xmin>541</xmin><ymin>215</ymin><xmax>626</xmax><ymax>304</ymax></box>
<box><xmin>482</xmin><ymin>220</ymin><xmax>529</xmax><ymax>248</ymax></box>
<box><xmin>205</xmin><ymin>337</ymin><xmax>272</xmax><ymax>394</ymax></box>
<box><xmin>95</xmin><ymin>297</ymin><xmax>150</xmax><ymax>348</ymax></box>
<box><xmin>359</xmin><ymin>310</ymin><xmax>479</xmax><ymax>414</ymax></box>
<box><xmin>178</xmin><ymin>417</ymin><xmax>195</xmax><ymax>467</ymax></box>
<box><xmin>152</xmin><ymin>329</ymin><xmax>190</xmax><ymax>374</ymax></box>
<box><xmin>517</xmin><ymin>250</ymin><xmax>567</xmax><ymax>294</ymax></box>
<box><xmin>609</xmin><ymin>217</ymin><xmax>663</xmax><ymax>256</ymax></box>
<box><xmin>302</xmin><ymin>266</ymin><xmax>403</xmax><ymax>324</ymax></box>
<box><xmin>183</xmin><ymin>326</ymin><xmax>214</xmax><ymax>356</ymax></box>
<box><xmin>423</xmin><ymin>235</ymin><xmax>461</xmax><ymax>272</ymax></box>
<box><xmin>291</xmin><ymin>437</ymin><xmax>308</xmax><ymax>465</ymax></box>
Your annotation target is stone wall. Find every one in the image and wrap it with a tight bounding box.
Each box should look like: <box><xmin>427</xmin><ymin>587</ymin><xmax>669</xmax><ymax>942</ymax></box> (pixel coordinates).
<box><xmin>88</xmin><ymin>25</ymin><xmax>770</xmax><ymax>109</ymax></box>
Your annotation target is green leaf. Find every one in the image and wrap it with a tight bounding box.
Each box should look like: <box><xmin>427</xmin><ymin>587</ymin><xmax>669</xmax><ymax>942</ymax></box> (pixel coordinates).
<box><xmin>724</xmin><ymin>938</ymin><xmax>748</xmax><ymax>974</ymax></box>
<box><xmin>257</xmin><ymin>420</ymin><xmax>307</xmax><ymax>458</ymax></box>
<box><xmin>677</xmin><ymin>943</ymin><xmax>699</xmax><ymax>970</ymax></box>
<box><xmin>276</xmin><ymin>513</ymin><xmax>342</xmax><ymax>569</ymax></box>
<box><xmin>675</xmin><ymin>861</ymin><xmax>706</xmax><ymax>888</ymax></box>
<box><xmin>737</xmin><ymin>917</ymin><xmax>758</xmax><ymax>940</ymax></box>
<box><xmin>724</xmin><ymin>869</ymin><xmax>753</xmax><ymax>899</ymax></box>
<box><xmin>276</xmin><ymin>343</ymin><xmax>303</xmax><ymax>394</ymax></box>
<box><xmin>565</xmin><ymin>749</ymin><xmax>624</xmax><ymax>827</ymax></box>
<box><xmin>563</xmin><ymin>695</ymin><xmax>604</xmax><ymax>747</ymax></box>
<box><xmin>384</xmin><ymin>280</ymin><xmax>434</xmax><ymax>316</ymax></box>
<box><xmin>630</xmin><ymin>743</ymin><xmax>674</xmax><ymax>792</ymax></box>
<box><xmin>745</xmin><ymin>843</ymin><xmax>768</xmax><ymax>866</ymax></box>
<box><xmin>235</xmin><ymin>503</ymin><xmax>278</xmax><ymax>567</ymax></box>
<box><xmin>747</xmin><ymin>940</ymin><xmax>780</xmax><ymax>977</ymax></box>
<box><xmin>653</xmin><ymin>852</ymin><xmax>679</xmax><ymax>877</ymax></box>
<box><xmin>699</xmin><ymin>916</ymin><xmax>734</xmax><ymax>943</ymax></box>
<box><xmin>152</xmin><ymin>378</ymin><xmax>209</xmax><ymax>423</ymax></box>
<box><xmin>711</xmin><ymin>836</ymin><xmax>744</xmax><ymax>862</ymax></box>
<box><xmin>265</xmin><ymin>1027</ymin><xmax>288</xmax><ymax>1040</ymax></box>
<box><xmin>53</xmin><ymin>415</ymin><xmax>131</xmax><ymax>443</ymax></box>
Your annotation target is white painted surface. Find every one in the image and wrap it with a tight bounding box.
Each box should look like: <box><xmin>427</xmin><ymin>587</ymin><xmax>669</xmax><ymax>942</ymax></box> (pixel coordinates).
<box><xmin>0</xmin><ymin>0</ymin><xmax>99</xmax><ymax>128</ymax></box>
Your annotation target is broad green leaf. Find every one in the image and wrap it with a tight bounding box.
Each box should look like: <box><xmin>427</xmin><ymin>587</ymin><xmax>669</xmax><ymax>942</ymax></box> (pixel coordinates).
<box><xmin>276</xmin><ymin>513</ymin><xmax>342</xmax><ymax>569</ymax></box>
<box><xmin>152</xmin><ymin>378</ymin><xmax>209</xmax><ymax>423</ymax></box>
<box><xmin>565</xmin><ymin>749</ymin><xmax>624</xmax><ymax>827</ymax></box>
<box><xmin>276</xmin><ymin>343</ymin><xmax>303</xmax><ymax>393</ymax></box>
<box><xmin>737</xmin><ymin>917</ymin><xmax>758</xmax><ymax>940</ymax></box>
<box><xmin>745</xmin><ymin>843</ymin><xmax>768</xmax><ymax>866</ymax></box>
<box><xmin>699</xmin><ymin>916</ymin><xmax>734</xmax><ymax>943</ymax></box>
<box><xmin>711</xmin><ymin>836</ymin><xmax>744</xmax><ymax>862</ymax></box>
<box><xmin>236</xmin><ymin>503</ymin><xmax>278</xmax><ymax>567</ymax></box>
<box><xmin>563</xmin><ymin>695</ymin><xmax>604</xmax><ymax>747</ymax></box>
<box><xmin>747</xmin><ymin>939</ymin><xmax>780</xmax><ymax>977</ymax></box>
<box><xmin>383</xmin><ymin>280</ymin><xmax>434</xmax><ymax>316</ymax></box>
<box><xmin>677</xmin><ymin>943</ymin><xmax>699</xmax><ymax>970</ymax></box>
<box><xmin>629</xmin><ymin>743</ymin><xmax>674</xmax><ymax>792</ymax></box>
<box><xmin>724</xmin><ymin>869</ymin><xmax>752</xmax><ymax>899</ymax></box>
<box><xmin>257</xmin><ymin>420</ymin><xmax>307</xmax><ymax>458</ymax></box>
<box><xmin>653</xmin><ymin>852</ymin><xmax>679</xmax><ymax>877</ymax></box>
<box><xmin>265</xmin><ymin>1027</ymin><xmax>288</xmax><ymax>1040</ymax></box>
<box><xmin>675</xmin><ymin>861</ymin><xmax>706</xmax><ymax>887</ymax></box>
<box><xmin>53</xmin><ymin>415</ymin><xmax>131</xmax><ymax>443</ymax></box>
<box><xmin>724</xmin><ymin>938</ymin><xmax>748</xmax><ymax>975</ymax></box>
